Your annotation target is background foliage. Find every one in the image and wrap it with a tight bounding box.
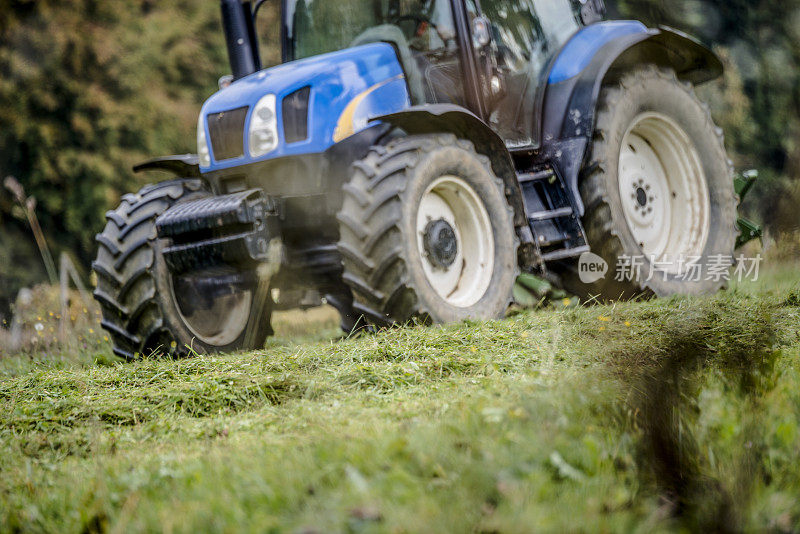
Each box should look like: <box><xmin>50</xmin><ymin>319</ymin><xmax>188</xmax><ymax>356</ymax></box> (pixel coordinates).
<box><xmin>1</xmin><ymin>0</ymin><xmax>798</xmax><ymax>320</ymax></box>
<box><xmin>611</xmin><ymin>0</ymin><xmax>800</xmax><ymax>234</ymax></box>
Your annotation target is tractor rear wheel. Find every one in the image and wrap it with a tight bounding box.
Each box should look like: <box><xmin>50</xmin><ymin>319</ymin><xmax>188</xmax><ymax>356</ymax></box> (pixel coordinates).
<box><xmin>93</xmin><ymin>179</ymin><xmax>271</xmax><ymax>360</ymax></box>
<box><xmin>561</xmin><ymin>66</ymin><xmax>738</xmax><ymax>299</ymax></box>
<box><xmin>337</xmin><ymin>134</ymin><xmax>518</xmax><ymax>327</ymax></box>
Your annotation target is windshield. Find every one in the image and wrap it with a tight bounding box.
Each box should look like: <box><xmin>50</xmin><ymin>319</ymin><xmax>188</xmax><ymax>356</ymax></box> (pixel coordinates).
<box><xmin>285</xmin><ymin>0</ymin><xmax>470</xmax><ymax>106</ymax></box>
<box><xmin>285</xmin><ymin>0</ymin><xmax>457</xmax><ymax>60</ymax></box>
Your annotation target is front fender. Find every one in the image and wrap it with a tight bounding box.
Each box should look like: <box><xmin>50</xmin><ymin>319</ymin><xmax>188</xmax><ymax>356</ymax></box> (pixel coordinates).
<box><xmin>133</xmin><ymin>154</ymin><xmax>201</xmax><ymax>178</ymax></box>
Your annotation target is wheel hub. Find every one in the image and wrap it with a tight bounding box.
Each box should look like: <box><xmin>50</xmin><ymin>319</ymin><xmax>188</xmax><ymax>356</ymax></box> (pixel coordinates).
<box><xmin>423</xmin><ymin>218</ymin><xmax>459</xmax><ymax>269</ymax></box>
<box><xmin>636</xmin><ymin>186</ymin><xmax>648</xmax><ymax>208</ymax></box>
<box><xmin>625</xmin><ymin>176</ymin><xmax>659</xmax><ymax>227</ymax></box>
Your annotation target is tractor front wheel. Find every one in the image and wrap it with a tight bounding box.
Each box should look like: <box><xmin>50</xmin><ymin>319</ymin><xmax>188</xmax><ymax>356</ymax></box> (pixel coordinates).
<box><xmin>93</xmin><ymin>179</ymin><xmax>271</xmax><ymax>360</ymax></box>
<box><xmin>337</xmin><ymin>134</ymin><xmax>518</xmax><ymax>328</ymax></box>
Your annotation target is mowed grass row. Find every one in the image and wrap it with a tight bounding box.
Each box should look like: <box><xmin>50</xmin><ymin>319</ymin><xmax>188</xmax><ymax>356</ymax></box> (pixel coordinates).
<box><xmin>1</xmin><ymin>284</ymin><xmax>799</xmax><ymax>532</ymax></box>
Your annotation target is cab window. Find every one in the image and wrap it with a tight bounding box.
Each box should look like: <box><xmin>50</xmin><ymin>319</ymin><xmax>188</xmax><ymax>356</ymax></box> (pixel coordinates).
<box><xmin>479</xmin><ymin>0</ymin><xmax>581</xmax><ymax>144</ymax></box>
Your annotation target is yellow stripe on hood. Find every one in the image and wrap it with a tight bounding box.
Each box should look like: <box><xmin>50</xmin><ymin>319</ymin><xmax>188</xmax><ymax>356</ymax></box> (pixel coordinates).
<box><xmin>333</xmin><ymin>74</ymin><xmax>405</xmax><ymax>143</ymax></box>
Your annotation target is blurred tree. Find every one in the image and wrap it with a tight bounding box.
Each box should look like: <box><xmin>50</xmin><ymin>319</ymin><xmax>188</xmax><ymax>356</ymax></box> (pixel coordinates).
<box><xmin>0</xmin><ymin>1</ymin><xmax>237</xmax><ymax>310</ymax></box>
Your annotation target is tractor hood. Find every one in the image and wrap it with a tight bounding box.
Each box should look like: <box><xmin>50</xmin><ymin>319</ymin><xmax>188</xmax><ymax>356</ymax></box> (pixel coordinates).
<box><xmin>198</xmin><ymin>42</ymin><xmax>411</xmax><ymax>172</ymax></box>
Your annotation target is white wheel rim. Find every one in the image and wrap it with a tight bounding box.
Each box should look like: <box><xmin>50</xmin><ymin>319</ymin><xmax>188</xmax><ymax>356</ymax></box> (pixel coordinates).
<box><xmin>618</xmin><ymin>112</ymin><xmax>710</xmax><ymax>272</ymax></box>
<box><xmin>171</xmin><ymin>272</ymin><xmax>253</xmax><ymax>347</ymax></box>
<box><xmin>416</xmin><ymin>176</ymin><xmax>494</xmax><ymax>308</ymax></box>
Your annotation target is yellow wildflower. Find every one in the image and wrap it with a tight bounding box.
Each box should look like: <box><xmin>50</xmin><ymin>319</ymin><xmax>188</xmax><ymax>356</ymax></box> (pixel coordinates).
<box><xmin>509</xmin><ymin>407</ymin><xmax>526</xmax><ymax>419</ymax></box>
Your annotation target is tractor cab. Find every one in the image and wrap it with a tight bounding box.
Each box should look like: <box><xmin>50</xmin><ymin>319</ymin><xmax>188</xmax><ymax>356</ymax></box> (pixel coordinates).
<box><xmin>281</xmin><ymin>0</ymin><xmax>593</xmax><ymax>148</ymax></box>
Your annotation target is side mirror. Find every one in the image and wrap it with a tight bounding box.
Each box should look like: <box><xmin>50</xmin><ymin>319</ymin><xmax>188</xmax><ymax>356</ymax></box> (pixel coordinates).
<box><xmin>471</xmin><ymin>16</ymin><xmax>491</xmax><ymax>49</ymax></box>
<box><xmin>578</xmin><ymin>0</ymin><xmax>606</xmax><ymax>24</ymax></box>
<box><xmin>219</xmin><ymin>75</ymin><xmax>234</xmax><ymax>90</ymax></box>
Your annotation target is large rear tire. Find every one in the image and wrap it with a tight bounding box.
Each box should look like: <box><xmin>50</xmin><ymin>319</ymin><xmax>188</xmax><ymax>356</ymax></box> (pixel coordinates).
<box><xmin>93</xmin><ymin>180</ymin><xmax>271</xmax><ymax>360</ymax></box>
<box><xmin>337</xmin><ymin>134</ymin><xmax>518</xmax><ymax>327</ymax></box>
<box><xmin>561</xmin><ymin>66</ymin><xmax>738</xmax><ymax>299</ymax></box>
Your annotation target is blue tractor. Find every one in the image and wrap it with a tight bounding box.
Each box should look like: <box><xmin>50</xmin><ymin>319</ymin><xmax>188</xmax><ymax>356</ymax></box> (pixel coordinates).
<box><xmin>93</xmin><ymin>0</ymin><xmax>737</xmax><ymax>358</ymax></box>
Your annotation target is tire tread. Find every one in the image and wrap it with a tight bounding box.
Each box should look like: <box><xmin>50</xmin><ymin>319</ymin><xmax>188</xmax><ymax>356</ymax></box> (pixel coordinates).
<box><xmin>93</xmin><ymin>179</ymin><xmax>202</xmax><ymax>360</ymax></box>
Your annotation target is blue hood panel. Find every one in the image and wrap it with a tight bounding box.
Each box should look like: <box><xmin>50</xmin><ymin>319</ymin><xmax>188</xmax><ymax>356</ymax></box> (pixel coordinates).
<box><xmin>200</xmin><ymin>43</ymin><xmax>411</xmax><ymax>172</ymax></box>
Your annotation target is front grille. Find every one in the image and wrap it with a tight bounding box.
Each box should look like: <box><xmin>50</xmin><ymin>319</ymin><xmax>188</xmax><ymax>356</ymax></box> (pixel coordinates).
<box><xmin>207</xmin><ymin>106</ymin><xmax>248</xmax><ymax>161</ymax></box>
<box><xmin>282</xmin><ymin>87</ymin><xmax>310</xmax><ymax>144</ymax></box>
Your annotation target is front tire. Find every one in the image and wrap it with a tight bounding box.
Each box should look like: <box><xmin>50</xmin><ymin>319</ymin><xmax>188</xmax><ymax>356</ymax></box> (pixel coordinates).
<box><xmin>337</xmin><ymin>135</ymin><xmax>518</xmax><ymax>327</ymax></box>
<box><xmin>562</xmin><ymin>66</ymin><xmax>738</xmax><ymax>299</ymax></box>
<box><xmin>93</xmin><ymin>180</ymin><xmax>271</xmax><ymax>360</ymax></box>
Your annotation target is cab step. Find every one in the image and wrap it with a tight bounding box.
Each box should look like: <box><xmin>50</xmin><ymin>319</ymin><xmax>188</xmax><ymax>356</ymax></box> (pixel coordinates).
<box><xmin>528</xmin><ymin>207</ymin><xmax>574</xmax><ymax>222</ymax></box>
<box><xmin>518</xmin><ymin>169</ymin><xmax>558</xmax><ymax>184</ymax></box>
<box><xmin>517</xmin><ymin>165</ymin><xmax>589</xmax><ymax>268</ymax></box>
<box><xmin>541</xmin><ymin>245</ymin><xmax>591</xmax><ymax>262</ymax></box>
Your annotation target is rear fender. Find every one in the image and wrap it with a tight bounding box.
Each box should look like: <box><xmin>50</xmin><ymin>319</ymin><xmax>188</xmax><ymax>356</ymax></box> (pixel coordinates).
<box><xmin>374</xmin><ymin>105</ymin><xmax>529</xmax><ymax>235</ymax></box>
<box><xmin>540</xmin><ymin>24</ymin><xmax>723</xmax><ymax>215</ymax></box>
<box><xmin>544</xmin><ymin>26</ymin><xmax>723</xmax><ymax>142</ymax></box>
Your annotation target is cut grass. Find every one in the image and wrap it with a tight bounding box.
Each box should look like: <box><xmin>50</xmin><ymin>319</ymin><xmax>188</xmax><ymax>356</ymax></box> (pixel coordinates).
<box><xmin>0</xmin><ymin>275</ymin><xmax>799</xmax><ymax>532</ymax></box>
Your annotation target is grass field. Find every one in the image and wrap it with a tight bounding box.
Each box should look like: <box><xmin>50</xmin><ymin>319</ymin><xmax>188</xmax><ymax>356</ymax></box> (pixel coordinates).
<box><xmin>1</xmin><ymin>267</ymin><xmax>799</xmax><ymax>532</ymax></box>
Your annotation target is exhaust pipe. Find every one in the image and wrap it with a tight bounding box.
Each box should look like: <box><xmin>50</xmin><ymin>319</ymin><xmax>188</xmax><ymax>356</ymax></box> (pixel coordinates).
<box><xmin>221</xmin><ymin>0</ymin><xmax>261</xmax><ymax>80</ymax></box>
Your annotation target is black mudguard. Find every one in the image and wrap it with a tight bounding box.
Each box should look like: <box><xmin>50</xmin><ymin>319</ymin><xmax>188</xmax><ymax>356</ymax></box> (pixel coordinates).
<box><xmin>540</xmin><ymin>27</ymin><xmax>723</xmax><ymax>215</ymax></box>
<box><xmin>133</xmin><ymin>154</ymin><xmax>202</xmax><ymax>178</ymax></box>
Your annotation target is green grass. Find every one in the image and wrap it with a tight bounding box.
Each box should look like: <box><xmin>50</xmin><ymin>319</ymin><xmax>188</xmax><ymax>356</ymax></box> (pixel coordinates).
<box><xmin>1</xmin><ymin>272</ymin><xmax>799</xmax><ymax>532</ymax></box>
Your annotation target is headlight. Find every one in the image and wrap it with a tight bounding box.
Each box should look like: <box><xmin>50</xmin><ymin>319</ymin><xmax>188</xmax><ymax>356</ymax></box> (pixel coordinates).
<box><xmin>249</xmin><ymin>94</ymin><xmax>278</xmax><ymax>158</ymax></box>
<box><xmin>197</xmin><ymin>115</ymin><xmax>211</xmax><ymax>167</ymax></box>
